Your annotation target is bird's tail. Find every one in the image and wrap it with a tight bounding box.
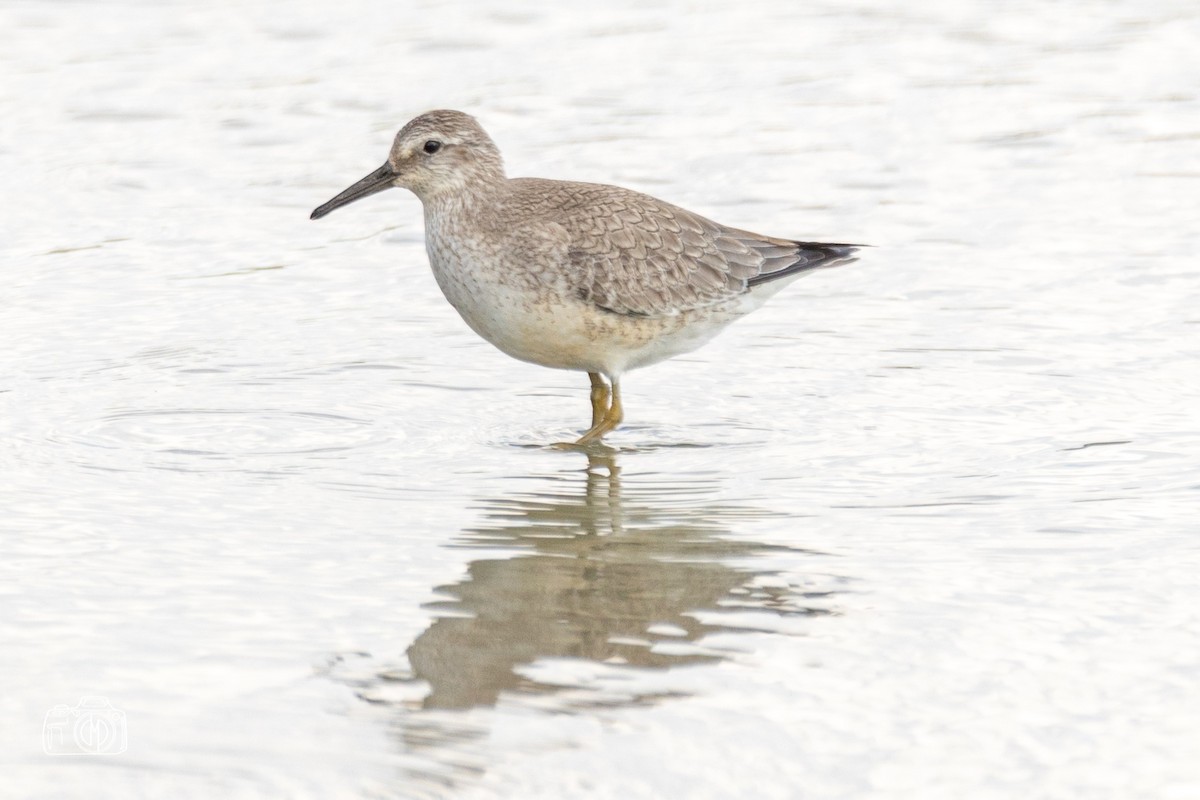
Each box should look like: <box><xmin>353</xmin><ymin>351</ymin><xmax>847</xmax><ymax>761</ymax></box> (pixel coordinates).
<box><xmin>746</xmin><ymin>242</ymin><xmax>862</xmax><ymax>287</ymax></box>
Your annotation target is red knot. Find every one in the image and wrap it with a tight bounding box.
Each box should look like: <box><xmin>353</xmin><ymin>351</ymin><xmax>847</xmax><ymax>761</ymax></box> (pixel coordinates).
<box><xmin>312</xmin><ymin>110</ymin><xmax>861</xmax><ymax>445</ymax></box>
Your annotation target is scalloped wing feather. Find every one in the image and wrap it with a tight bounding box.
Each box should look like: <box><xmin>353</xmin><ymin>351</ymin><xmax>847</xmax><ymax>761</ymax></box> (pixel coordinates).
<box><xmin>506</xmin><ymin>178</ymin><xmax>858</xmax><ymax>318</ymax></box>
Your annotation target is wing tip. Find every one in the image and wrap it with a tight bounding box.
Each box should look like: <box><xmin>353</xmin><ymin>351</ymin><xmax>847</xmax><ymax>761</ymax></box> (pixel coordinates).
<box><xmin>745</xmin><ymin>241</ymin><xmax>865</xmax><ymax>287</ymax></box>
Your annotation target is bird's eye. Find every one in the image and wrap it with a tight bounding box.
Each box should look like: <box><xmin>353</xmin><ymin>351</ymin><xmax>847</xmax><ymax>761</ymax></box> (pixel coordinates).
<box><xmin>423</xmin><ymin>140</ymin><xmax>442</xmax><ymax>154</ymax></box>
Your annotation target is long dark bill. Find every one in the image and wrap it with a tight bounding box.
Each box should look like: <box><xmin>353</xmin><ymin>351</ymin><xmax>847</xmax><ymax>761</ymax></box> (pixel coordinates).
<box><xmin>310</xmin><ymin>163</ymin><xmax>397</xmax><ymax>220</ymax></box>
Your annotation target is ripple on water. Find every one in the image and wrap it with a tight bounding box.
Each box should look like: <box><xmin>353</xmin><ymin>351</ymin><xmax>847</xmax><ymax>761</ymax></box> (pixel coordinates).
<box><xmin>485</xmin><ymin>420</ymin><xmax>772</xmax><ymax>453</ymax></box>
<box><xmin>54</xmin><ymin>408</ymin><xmax>401</xmax><ymax>473</ymax></box>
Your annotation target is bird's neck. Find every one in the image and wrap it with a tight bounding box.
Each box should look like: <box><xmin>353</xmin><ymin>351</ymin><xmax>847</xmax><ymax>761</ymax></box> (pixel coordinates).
<box><xmin>422</xmin><ymin>177</ymin><xmax>505</xmax><ymax>220</ymax></box>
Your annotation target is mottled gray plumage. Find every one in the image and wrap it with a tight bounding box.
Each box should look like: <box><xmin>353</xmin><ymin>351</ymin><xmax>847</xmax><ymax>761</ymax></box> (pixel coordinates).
<box><xmin>311</xmin><ymin>110</ymin><xmax>861</xmax><ymax>443</ymax></box>
<box><xmin>495</xmin><ymin>177</ymin><xmax>857</xmax><ymax>318</ymax></box>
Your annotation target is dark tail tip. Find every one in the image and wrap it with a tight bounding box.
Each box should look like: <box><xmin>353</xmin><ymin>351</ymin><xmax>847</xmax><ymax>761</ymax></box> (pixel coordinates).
<box><xmin>746</xmin><ymin>241</ymin><xmax>865</xmax><ymax>287</ymax></box>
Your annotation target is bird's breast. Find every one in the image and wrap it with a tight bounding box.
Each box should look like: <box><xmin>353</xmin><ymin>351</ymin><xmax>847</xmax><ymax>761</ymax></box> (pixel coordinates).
<box><xmin>424</xmin><ymin>220</ymin><xmax>580</xmax><ymax>367</ymax></box>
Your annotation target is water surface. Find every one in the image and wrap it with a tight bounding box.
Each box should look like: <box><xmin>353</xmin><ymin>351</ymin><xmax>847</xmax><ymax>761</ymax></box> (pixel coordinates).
<box><xmin>2</xmin><ymin>0</ymin><xmax>1199</xmax><ymax>797</ymax></box>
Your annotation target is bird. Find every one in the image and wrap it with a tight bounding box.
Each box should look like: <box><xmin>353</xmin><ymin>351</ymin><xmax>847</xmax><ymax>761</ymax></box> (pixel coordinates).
<box><xmin>311</xmin><ymin>110</ymin><xmax>860</xmax><ymax>445</ymax></box>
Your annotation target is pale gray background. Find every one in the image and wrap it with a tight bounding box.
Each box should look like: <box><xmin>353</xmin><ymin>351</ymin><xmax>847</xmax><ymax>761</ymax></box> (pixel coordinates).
<box><xmin>2</xmin><ymin>0</ymin><xmax>1198</xmax><ymax>798</ymax></box>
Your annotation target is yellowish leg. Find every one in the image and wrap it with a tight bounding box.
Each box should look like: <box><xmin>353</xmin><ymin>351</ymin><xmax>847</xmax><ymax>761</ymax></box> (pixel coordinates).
<box><xmin>588</xmin><ymin>372</ymin><xmax>610</xmax><ymax>429</ymax></box>
<box><xmin>576</xmin><ymin>378</ymin><xmax>624</xmax><ymax>445</ymax></box>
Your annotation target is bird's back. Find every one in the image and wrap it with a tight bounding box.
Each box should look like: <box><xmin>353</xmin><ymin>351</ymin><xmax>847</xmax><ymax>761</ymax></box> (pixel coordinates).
<box><xmin>498</xmin><ymin>177</ymin><xmax>858</xmax><ymax>318</ymax></box>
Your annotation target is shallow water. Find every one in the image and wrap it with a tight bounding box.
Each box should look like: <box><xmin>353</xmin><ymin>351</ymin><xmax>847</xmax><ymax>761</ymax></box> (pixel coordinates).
<box><xmin>3</xmin><ymin>0</ymin><xmax>1199</xmax><ymax>797</ymax></box>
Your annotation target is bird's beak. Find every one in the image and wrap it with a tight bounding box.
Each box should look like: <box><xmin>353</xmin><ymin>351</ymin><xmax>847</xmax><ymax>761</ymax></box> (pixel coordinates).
<box><xmin>310</xmin><ymin>163</ymin><xmax>397</xmax><ymax>220</ymax></box>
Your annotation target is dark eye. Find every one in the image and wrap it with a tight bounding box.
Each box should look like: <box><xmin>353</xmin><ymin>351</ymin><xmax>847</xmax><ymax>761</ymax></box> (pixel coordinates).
<box><xmin>423</xmin><ymin>140</ymin><xmax>442</xmax><ymax>154</ymax></box>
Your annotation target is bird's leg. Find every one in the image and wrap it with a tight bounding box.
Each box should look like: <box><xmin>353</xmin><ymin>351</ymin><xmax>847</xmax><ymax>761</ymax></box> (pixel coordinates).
<box><xmin>588</xmin><ymin>372</ymin><xmax>610</xmax><ymax>429</ymax></box>
<box><xmin>576</xmin><ymin>378</ymin><xmax>624</xmax><ymax>445</ymax></box>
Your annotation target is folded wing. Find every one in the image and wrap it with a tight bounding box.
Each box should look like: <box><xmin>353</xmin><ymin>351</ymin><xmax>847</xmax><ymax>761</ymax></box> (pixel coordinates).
<box><xmin>551</xmin><ymin>183</ymin><xmax>858</xmax><ymax>317</ymax></box>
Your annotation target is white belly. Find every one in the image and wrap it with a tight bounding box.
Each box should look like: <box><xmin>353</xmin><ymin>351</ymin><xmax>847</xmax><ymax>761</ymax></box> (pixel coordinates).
<box><xmin>427</xmin><ymin>252</ymin><xmax>736</xmax><ymax>377</ymax></box>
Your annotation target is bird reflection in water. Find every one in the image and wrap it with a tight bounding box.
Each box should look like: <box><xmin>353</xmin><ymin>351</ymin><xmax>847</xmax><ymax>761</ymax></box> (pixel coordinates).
<box><xmin>407</xmin><ymin>454</ymin><xmax>834</xmax><ymax>711</ymax></box>
<box><xmin>330</xmin><ymin>452</ymin><xmax>842</xmax><ymax>787</ymax></box>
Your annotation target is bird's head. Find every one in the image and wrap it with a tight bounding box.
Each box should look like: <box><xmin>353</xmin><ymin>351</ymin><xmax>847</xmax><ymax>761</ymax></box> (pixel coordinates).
<box><xmin>311</xmin><ymin>109</ymin><xmax>504</xmax><ymax>219</ymax></box>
